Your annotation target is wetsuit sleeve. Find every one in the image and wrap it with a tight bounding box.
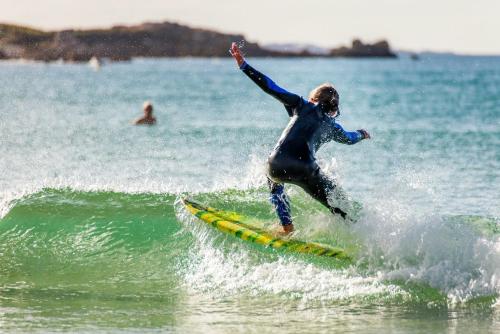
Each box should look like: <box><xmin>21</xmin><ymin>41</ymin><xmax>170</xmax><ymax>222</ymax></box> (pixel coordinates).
<box><xmin>328</xmin><ymin>121</ymin><xmax>365</xmax><ymax>145</ymax></box>
<box><xmin>240</xmin><ymin>61</ymin><xmax>302</xmax><ymax>115</ymax></box>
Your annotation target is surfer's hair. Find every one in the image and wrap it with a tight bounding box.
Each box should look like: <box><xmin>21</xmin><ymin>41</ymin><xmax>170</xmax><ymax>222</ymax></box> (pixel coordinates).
<box><xmin>309</xmin><ymin>83</ymin><xmax>339</xmax><ymax>112</ymax></box>
<box><xmin>143</xmin><ymin>101</ymin><xmax>153</xmax><ymax>113</ymax></box>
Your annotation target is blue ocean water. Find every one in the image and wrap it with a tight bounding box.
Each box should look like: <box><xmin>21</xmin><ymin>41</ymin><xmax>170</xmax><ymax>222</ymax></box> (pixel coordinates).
<box><xmin>0</xmin><ymin>56</ymin><xmax>499</xmax><ymax>332</ymax></box>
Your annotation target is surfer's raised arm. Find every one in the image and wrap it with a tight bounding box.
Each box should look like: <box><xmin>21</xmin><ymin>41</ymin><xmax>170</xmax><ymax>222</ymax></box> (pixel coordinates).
<box><xmin>230</xmin><ymin>42</ymin><xmax>302</xmax><ymax>111</ymax></box>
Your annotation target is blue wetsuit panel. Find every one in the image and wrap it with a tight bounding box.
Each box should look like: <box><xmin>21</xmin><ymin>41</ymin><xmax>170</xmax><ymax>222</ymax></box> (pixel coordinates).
<box><xmin>268</xmin><ymin>180</ymin><xmax>293</xmax><ymax>226</ymax></box>
<box><xmin>240</xmin><ymin>61</ymin><xmax>302</xmax><ymax>116</ymax></box>
<box><xmin>328</xmin><ymin>122</ymin><xmax>364</xmax><ymax>145</ymax></box>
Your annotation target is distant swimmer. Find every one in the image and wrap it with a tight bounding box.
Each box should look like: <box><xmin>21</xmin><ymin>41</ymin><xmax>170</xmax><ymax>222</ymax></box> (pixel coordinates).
<box><xmin>230</xmin><ymin>42</ymin><xmax>371</xmax><ymax>235</ymax></box>
<box><xmin>133</xmin><ymin>101</ymin><xmax>157</xmax><ymax>125</ymax></box>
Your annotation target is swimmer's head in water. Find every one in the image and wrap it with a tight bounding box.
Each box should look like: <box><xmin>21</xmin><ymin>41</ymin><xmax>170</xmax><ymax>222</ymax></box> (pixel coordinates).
<box><xmin>309</xmin><ymin>84</ymin><xmax>340</xmax><ymax>117</ymax></box>
<box><xmin>143</xmin><ymin>101</ymin><xmax>153</xmax><ymax>115</ymax></box>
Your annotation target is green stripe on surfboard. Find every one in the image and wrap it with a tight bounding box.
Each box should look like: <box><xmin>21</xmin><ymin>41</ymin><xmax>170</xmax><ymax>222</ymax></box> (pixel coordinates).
<box><xmin>182</xmin><ymin>198</ymin><xmax>351</xmax><ymax>261</ymax></box>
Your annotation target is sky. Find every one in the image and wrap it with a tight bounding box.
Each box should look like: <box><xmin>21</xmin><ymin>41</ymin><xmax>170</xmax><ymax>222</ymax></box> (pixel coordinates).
<box><xmin>1</xmin><ymin>0</ymin><xmax>499</xmax><ymax>55</ymax></box>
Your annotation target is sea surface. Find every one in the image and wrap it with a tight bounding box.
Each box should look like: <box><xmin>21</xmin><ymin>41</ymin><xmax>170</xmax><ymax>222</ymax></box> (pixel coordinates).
<box><xmin>0</xmin><ymin>56</ymin><xmax>499</xmax><ymax>333</ymax></box>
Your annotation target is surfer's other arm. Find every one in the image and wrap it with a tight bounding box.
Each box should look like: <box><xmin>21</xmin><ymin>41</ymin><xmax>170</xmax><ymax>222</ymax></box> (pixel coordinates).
<box><xmin>230</xmin><ymin>42</ymin><xmax>301</xmax><ymax>110</ymax></box>
<box><xmin>329</xmin><ymin>122</ymin><xmax>371</xmax><ymax>145</ymax></box>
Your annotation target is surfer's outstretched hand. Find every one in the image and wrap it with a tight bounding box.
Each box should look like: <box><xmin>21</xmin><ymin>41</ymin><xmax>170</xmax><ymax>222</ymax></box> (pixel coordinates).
<box><xmin>358</xmin><ymin>129</ymin><xmax>371</xmax><ymax>139</ymax></box>
<box><xmin>230</xmin><ymin>42</ymin><xmax>245</xmax><ymax>67</ymax></box>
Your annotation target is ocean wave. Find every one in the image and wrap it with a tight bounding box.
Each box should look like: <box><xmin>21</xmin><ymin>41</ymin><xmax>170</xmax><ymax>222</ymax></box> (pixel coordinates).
<box><xmin>0</xmin><ymin>188</ymin><xmax>497</xmax><ymax>307</ymax></box>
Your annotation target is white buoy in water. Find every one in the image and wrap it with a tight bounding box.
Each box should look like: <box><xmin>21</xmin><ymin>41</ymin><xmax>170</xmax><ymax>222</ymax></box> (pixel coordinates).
<box><xmin>88</xmin><ymin>56</ymin><xmax>101</xmax><ymax>71</ymax></box>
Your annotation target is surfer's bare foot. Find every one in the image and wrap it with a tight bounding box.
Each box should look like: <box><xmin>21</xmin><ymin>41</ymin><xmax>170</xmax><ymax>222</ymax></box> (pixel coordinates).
<box><xmin>269</xmin><ymin>223</ymin><xmax>294</xmax><ymax>237</ymax></box>
<box><xmin>282</xmin><ymin>224</ymin><xmax>294</xmax><ymax>235</ymax></box>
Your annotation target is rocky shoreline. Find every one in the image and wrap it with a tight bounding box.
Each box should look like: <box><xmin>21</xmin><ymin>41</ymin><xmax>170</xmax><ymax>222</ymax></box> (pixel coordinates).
<box><xmin>0</xmin><ymin>22</ymin><xmax>397</xmax><ymax>62</ymax></box>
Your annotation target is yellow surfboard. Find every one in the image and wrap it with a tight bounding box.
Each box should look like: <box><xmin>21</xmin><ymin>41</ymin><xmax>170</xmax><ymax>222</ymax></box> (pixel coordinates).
<box><xmin>182</xmin><ymin>198</ymin><xmax>351</xmax><ymax>261</ymax></box>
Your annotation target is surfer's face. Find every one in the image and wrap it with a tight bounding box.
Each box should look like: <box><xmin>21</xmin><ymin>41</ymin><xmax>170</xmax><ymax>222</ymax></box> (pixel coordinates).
<box><xmin>328</xmin><ymin>109</ymin><xmax>339</xmax><ymax>118</ymax></box>
<box><xmin>328</xmin><ymin>99</ymin><xmax>339</xmax><ymax>117</ymax></box>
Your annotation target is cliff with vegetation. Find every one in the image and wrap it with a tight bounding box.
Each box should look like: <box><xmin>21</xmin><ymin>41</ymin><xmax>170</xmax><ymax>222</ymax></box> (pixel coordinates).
<box><xmin>0</xmin><ymin>22</ymin><xmax>396</xmax><ymax>61</ymax></box>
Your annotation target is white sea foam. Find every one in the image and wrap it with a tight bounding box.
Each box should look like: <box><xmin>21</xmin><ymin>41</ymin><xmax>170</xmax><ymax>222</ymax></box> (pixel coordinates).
<box><xmin>351</xmin><ymin>164</ymin><xmax>500</xmax><ymax>303</ymax></box>
<box><xmin>179</xmin><ymin>220</ymin><xmax>401</xmax><ymax>304</ymax></box>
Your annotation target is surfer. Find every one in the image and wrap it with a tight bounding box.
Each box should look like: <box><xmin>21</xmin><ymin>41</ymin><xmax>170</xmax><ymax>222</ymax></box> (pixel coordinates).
<box><xmin>230</xmin><ymin>42</ymin><xmax>370</xmax><ymax>234</ymax></box>
<box><xmin>133</xmin><ymin>101</ymin><xmax>157</xmax><ymax>125</ymax></box>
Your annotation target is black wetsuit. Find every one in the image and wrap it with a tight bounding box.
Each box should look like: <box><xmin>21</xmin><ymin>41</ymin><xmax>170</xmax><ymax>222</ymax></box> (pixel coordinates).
<box><xmin>240</xmin><ymin>61</ymin><xmax>366</xmax><ymax>224</ymax></box>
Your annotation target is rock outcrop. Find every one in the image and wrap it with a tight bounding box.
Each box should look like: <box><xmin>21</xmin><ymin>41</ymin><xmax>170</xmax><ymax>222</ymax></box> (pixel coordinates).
<box><xmin>330</xmin><ymin>39</ymin><xmax>396</xmax><ymax>57</ymax></box>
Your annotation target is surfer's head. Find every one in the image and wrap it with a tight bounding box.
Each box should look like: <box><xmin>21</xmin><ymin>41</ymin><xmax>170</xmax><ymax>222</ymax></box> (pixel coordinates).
<box><xmin>143</xmin><ymin>101</ymin><xmax>153</xmax><ymax>116</ymax></box>
<box><xmin>309</xmin><ymin>84</ymin><xmax>340</xmax><ymax>117</ymax></box>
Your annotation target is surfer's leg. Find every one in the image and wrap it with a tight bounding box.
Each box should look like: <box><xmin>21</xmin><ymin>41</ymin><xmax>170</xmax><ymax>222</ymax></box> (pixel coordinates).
<box><xmin>301</xmin><ymin>169</ymin><xmax>348</xmax><ymax>219</ymax></box>
<box><xmin>267</xmin><ymin>178</ymin><xmax>293</xmax><ymax>226</ymax></box>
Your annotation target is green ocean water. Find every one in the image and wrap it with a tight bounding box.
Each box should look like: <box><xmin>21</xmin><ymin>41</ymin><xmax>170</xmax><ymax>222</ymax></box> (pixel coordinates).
<box><xmin>0</xmin><ymin>56</ymin><xmax>499</xmax><ymax>332</ymax></box>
